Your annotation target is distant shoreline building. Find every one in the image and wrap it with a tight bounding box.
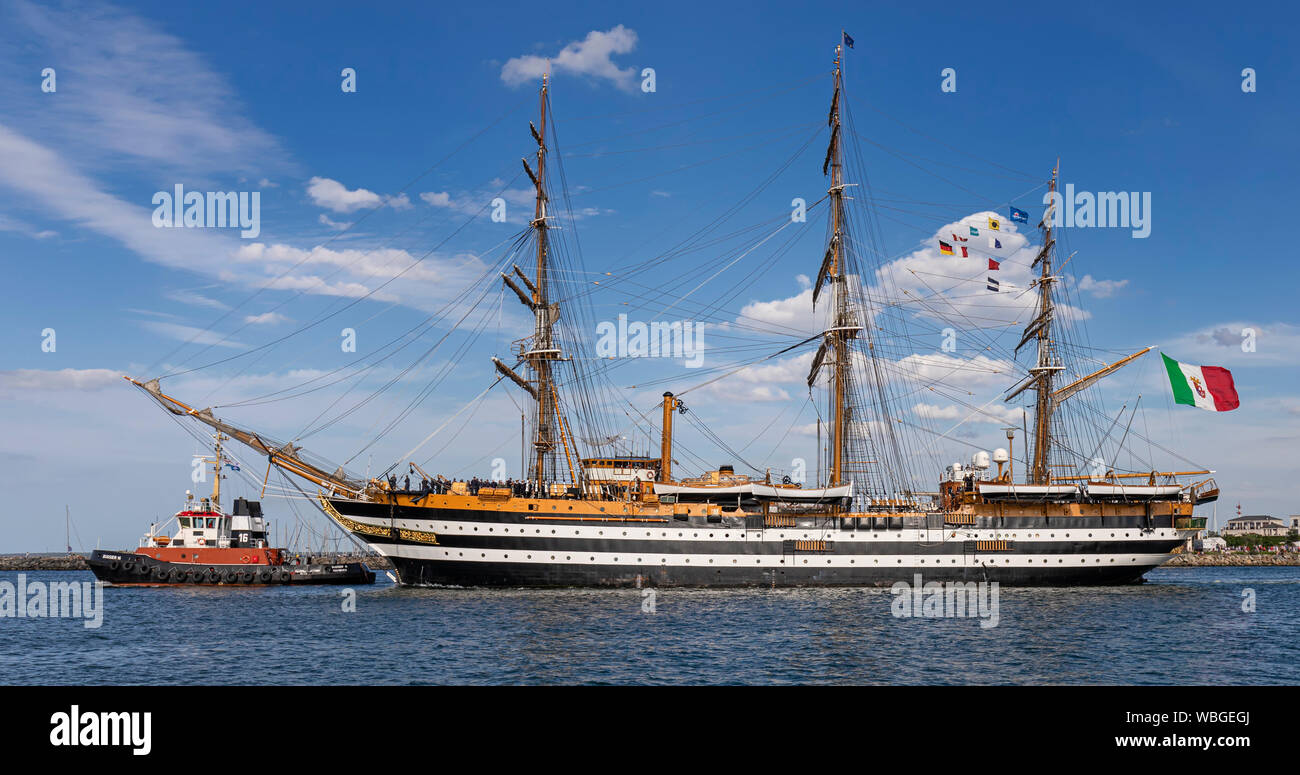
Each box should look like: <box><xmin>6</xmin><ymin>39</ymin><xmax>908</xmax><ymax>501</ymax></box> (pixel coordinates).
<box><xmin>1221</xmin><ymin>515</ymin><xmax>1291</xmax><ymax>537</ymax></box>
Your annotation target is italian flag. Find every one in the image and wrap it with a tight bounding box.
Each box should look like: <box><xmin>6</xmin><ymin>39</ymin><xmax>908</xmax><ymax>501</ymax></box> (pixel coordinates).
<box><xmin>1162</xmin><ymin>353</ymin><xmax>1239</xmax><ymax>411</ymax></box>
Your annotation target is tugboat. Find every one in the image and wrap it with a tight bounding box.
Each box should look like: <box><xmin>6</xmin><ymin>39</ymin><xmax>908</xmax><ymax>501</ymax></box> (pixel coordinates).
<box><xmin>87</xmin><ymin>433</ymin><xmax>375</xmax><ymax>586</ymax></box>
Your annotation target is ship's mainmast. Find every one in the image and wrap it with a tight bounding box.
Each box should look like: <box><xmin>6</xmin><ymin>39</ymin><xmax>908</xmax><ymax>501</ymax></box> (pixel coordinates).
<box><xmin>1028</xmin><ymin>163</ymin><xmax>1062</xmax><ymax>483</ymax></box>
<box><xmin>817</xmin><ymin>43</ymin><xmax>859</xmax><ymax>487</ymax></box>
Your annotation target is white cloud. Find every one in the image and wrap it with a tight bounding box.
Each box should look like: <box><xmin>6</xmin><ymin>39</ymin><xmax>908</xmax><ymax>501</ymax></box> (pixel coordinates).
<box><xmin>1167</xmin><ymin>321</ymin><xmax>1300</xmax><ymax>367</ymax></box>
<box><xmin>1077</xmin><ymin>274</ymin><xmax>1128</xmax><ymax>298</ymax></box>
<box><xmin>420</xmin><ymin>191</ymin><xmax>452</xmax><ymax>207</ymax></box>
<box><xmin>913</xmin><ymin>402</ymin><xmax>1024</xmax><ymax>425</ymax></box>
<box><xmin>738</xmin><ymin>286</ymin><xmax>819</xmax><ymax>336</ymax></box>
<box><xmin>318</xmin><ymin>213</ymin><xmax>351</xmax><ymax>230</ymax></box>
<box><xmin>306</xmin><ymin>177</ymin><xmax>383</xmax><ymax>213</ymax></box>
<box><xmin>243</xmin><ymin>312</ymin><xmax>289</xmax><ymax>325</ymax></box>
<box><xmin>501</xmin><ymin>26</ymin><xmax>640</xmax><ymax>91</ymax></box>
<box><xmin>893</xmin><ymin>353</ymin><xmax>1016</xmax><ymax>391</ymax></box>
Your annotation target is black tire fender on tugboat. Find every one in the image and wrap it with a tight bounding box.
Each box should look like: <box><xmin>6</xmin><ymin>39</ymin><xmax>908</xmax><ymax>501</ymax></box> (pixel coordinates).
<box><xmin>279</xmin><ymin>569</ymin><xmax>293</xmax><ymax>584</ymax></box>
<box><xmin>258</xmin><ymin>569</ymin><xmax>272</xmax><ymax>583</ymax></box>
<box><xmin>108</xmin><ymin>560</ymin><xmax>120</xmax><ymax>571</ymax></box>
<box><xmin>222</xmin><ymin>570</ymin><xmax>237</xmax><ymax>583</ymax></box>
<box><xmin>135</xmin><ymin>562</ymin><xmax>151</xmax><ymax>575</ymax></box>
<box><xmin>153</xmin><ymin>567</ymin><xmax>168</xmax><ymax>581</ymax></box>
<box><xmin>168</xmin><ymin>568</ymin><xmax>182</xmax><ymax>581</ymax></box>
<box><xmin>121</xmin><ymin>561</ymin><xmax>134</xmax><ymax>573</ymax></box>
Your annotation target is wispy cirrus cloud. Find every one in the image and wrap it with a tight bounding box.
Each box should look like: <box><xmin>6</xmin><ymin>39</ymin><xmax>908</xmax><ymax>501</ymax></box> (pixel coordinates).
<box><xmin>0</xmin><ymin>0</ymin><xmax>285</xmax><ymax>177</ymax></box>
<box><xmin>138</xmin><ymin>320</ymin><xmax>247</xmax><ymax>349</ymax></box>
<box><xmin>0</xmin><ymin>368</ymin><xmax>121</xmax><ymax>393</ymax></box>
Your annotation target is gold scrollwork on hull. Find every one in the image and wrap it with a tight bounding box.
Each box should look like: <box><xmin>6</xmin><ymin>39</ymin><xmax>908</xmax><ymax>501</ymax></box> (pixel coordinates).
<box><xmin>396</xmin><ymin>527</ymin><xmax>440</xmax><ymax>545</ymax></box>
<box><xmin>316</xmin><ymin>495</ymin><xmax>439</xmax><ymax>544</ymax></box>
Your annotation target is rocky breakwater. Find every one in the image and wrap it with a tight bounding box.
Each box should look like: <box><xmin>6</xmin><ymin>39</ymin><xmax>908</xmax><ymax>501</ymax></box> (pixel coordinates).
<box><xmin>0</xmin><ymin>554</ymin><xmax>89</xmax><ymax>571</ymax></box>
<box><xmin>1165</xmin><ymin>551</ymin><xmax>1300</xmax><ymax>567</ymax></box>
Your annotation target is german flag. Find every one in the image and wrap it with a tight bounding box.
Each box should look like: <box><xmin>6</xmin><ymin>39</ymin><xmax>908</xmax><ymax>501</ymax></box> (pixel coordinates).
<box><xmin>939</xmin><ymin>240</ymin><xmax>954</xmax><ymax>256</ymax></box>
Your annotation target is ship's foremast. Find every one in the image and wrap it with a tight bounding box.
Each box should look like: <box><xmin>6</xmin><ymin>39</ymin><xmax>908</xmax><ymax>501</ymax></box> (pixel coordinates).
<box><xmin>497</xmin><ymin>73</ymin><xmax>578</xmax><ymax>494</ymax></box>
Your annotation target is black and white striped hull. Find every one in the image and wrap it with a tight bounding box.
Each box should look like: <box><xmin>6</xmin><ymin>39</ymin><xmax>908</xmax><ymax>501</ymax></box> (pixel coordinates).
<box><xmin>326</xmin><ymin>499</ymin><xmax>1185</xmax><ymax>588</ymax></box>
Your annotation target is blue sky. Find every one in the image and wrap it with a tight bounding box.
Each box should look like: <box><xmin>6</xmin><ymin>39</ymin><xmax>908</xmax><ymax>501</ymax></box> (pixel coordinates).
<box><xmin>1</xmin><ymin>0</ymin><xmax>1297</xmax><ymax>550</ymax></box>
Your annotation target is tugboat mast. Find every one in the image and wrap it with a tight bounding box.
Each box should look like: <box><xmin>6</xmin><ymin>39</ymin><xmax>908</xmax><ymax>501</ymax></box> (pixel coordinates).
<box><xmin>211</xmin><ymin>431</ymin><xmax>227</xmax><ymax>510</ymax></box>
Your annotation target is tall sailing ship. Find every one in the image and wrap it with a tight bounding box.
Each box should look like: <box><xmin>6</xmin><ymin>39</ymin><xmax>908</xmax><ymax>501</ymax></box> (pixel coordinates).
<box><xmin>126</xmin><ymin>40</ymin><xmax>1215</xmax><ymax>587</ymax></box>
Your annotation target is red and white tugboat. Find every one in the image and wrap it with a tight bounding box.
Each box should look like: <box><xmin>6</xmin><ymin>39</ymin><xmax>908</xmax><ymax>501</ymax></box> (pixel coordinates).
<box><xmin>88</xmin><ymin>433</ymin><xmax>375</xmax><ymax>586</ymax></box>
